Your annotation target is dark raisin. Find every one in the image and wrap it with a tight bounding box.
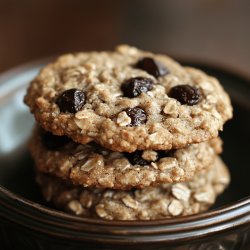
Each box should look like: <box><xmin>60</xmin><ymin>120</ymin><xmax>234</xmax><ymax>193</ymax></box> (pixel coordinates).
<box><xmin>135</xmin><ymin>57</ymin><xmax>169</xmax><ymax>78</ymax></box>
<box><xmin>41</xmin><ymin>131</ymin><xmax>71</xmax><ymax>150</ymax></box>
<box><xmin>121</xmin><ymin>77</ymin><xmax>154</xmax><ymax>97</ymax></box>
<box><xmin>56</xmin><ymin>88</ymin><xmax>85</xmax><ymax>113</ymax></box>
<box><xmin>125</xmin><ymin>151</ymin><xmax>150</xmax><ymax>166</ymax></box>
<box><xmin>157</xmin><ymin>150</ymin><xmax>174</xmax><ymax>159</ymax></box>
<box><xmin>125</xmin><ymin>150</ymin><xmax>176</xmax><ymax>166</ymax></box>
<box><xmin>124</xmin><ymin>107</ymin><xmax>147</xmax><ymax>126</ymax></box>
<box><xmin>168</xmin><ymin>84</ymin><xmax>201</xmax><ymax>106</ymax></box>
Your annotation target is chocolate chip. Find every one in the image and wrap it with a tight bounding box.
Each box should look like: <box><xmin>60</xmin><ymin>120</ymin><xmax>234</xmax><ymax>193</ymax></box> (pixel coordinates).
<box><xmin>135</xmin><ymin>57</ymin><xmax>169</xmax><ymax>78</ymax></box>
<box><xmin>124</xmin><ymin>107</ymin><xmax>147</xmax><ymax>126</ymax></box>
<box><xmin>41</xmin><ymin>131</ymin><xmax>71</xmax><ymax>150</ymax></box>
<box><xmin>121</xmin><ymin>77</ymin><xmax>154</xmax><ymax>98</ymax></box>
<box><xmin>125</xmin><ymin>151</ymin><xmax>150</xmax><ymax>166</ymax></box>
<box><xmin>56</xmin><ymin>88</ymin><xmax>85</xmax><ymax>113</ymax></box>
<box><xmin>168</xmin><ymin>85</ymin><xmax>201</xmax><ymax>106</ymax></box>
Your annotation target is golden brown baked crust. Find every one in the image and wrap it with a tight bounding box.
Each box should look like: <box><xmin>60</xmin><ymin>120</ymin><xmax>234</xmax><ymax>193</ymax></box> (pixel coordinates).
<box><xmin>36</xmin><ymin>156</ymin><xmax>230</xmax><ymax>220</ymax></box>
<box><xmin>29</xmin><ymin>126</ymin><xmax>222</xmax><ymax>189</ymax></box>
<box><xmin>24</xmin><ymin>45</ymin><xmax>232</xmax><ymax>152</ymax></box>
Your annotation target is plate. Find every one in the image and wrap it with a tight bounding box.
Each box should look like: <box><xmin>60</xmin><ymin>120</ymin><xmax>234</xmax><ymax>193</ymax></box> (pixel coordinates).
<box><xmin>0</xmin><ymin>59</ymin><xmax>249</xmax><ymax>249</ymax></box>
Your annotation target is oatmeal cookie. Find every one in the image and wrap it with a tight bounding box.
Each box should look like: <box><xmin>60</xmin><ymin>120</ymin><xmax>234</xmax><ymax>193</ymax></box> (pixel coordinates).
<box><xmin>30</xmin><ymin>126</ymin><xmax>222</xmax><ymax>189</ymax></box>
<box><xmin>24</xmin><ymin>45</ymin><xmax>232</xmax><ymax>152</ymax></box>
<box><xmin>36</xmin><ymin>156</ymin><xmax>230</xmax><ymax>220</ymax></box>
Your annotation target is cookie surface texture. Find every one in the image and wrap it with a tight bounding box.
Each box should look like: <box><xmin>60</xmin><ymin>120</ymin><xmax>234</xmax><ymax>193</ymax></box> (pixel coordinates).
<box><xmin>36</xmin><ymin>156</ymin><xmax>230</xmax><ymax>220</ymax></box>
<box><xmin>24</xmin><ymin>45</ymin><xmax>232</xmax><ymax>152</ymax></box>
<box><xmin>30</xmin><ymin>127</ymin><xmax>222</xmax><ymax>189</ymax></box>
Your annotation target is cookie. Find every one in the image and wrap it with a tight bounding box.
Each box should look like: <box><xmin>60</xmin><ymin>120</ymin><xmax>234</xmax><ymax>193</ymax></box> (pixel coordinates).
<box><xmin>36</xmin><ymin>156</ymin><xmax>230</xmax><ymax>220</ymax></box>
<box><xmin>24</xmin><ymin>45</ymin><xmax>232</xmax><ymax>152</ymax></box>
<box><xmin>29</xmin><ymin>126</ymin><xmax>222</xmax><ymax>189</ymax></box>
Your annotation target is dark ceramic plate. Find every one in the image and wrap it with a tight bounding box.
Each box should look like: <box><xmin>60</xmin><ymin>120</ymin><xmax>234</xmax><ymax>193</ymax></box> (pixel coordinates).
<box><xmin>0</xmin><ymin>59</ymin><xmax>249</xmax><ymax>250</ymax></box>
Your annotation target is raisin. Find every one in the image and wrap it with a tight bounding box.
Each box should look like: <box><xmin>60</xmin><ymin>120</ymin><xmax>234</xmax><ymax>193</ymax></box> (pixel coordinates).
<box><xmin>135</xmin><ymin>57</ymin><xmax>169</xmax><ymax>78</ymax></box>
<box><xmin>124</xmin><ymin>107</ymin><xmax>147</xmax><ymax>126</ymax></box>
<box><xmin>121</xmin><ymin>77</ymin><xmax>153</xmax><ymax>97</ymax></box>
<box><xmin>125</xmin><ymin>150</ymin><xmax>175</xmax><ymax>166</ymax></box>
<box><xmin>125</xmin><ymin>151</ymin><xmax>150</xmax><ymax>166</ymax></box>
<box><xmin>168</xmin><ymin>84</ymin><xmax>201</xmax><ymax>106</ymax></box>
<box><xmin>157</xmin><ymin>150</ymin><xmax>173</xmax><ymax>159</ymax></box>
<box><xmin>56</xmin><ymin>88</ymin><xmax>85</xmax><ymax>113</ymax></box>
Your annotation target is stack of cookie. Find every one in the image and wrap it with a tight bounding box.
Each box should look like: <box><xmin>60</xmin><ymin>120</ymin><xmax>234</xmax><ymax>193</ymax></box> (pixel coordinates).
<box><xmin>24</xmin><ymin>45</ymin><xmax>232</xmax><ymax>220</ymax></box>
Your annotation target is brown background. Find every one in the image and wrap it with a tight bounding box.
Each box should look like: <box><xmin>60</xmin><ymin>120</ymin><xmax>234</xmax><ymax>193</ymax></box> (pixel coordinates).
<box><xmin>0</xmin><ymin>0</ymin><xmax>249</xmax><ymax>76</ymax></box>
